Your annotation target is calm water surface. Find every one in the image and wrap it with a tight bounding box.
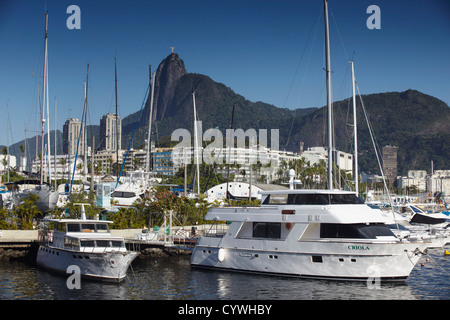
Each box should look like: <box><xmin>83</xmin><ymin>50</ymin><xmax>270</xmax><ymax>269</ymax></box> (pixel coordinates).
<box><xmin>0</xmin><ymin>247</ymin><xmax>449</xmax><ymax>300</ymax></box>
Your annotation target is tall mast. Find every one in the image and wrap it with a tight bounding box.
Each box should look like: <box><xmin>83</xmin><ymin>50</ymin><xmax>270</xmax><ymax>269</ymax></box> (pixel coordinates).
<box><xmin>146</xmin><ymin>66</ymin><xmax>156</xmax><ymax>172</ymax></box>
<box><xmin>324</xmin><ymin>0</ymin><xmax>333</xmax><ymax>190</ymax></box>
<box><xmin>115</xmin><ymin>57</ymin><xmax>119</xmax><ymax>178</ymax></box>
<box><xmin>24</xmin><ymin>126</ymin><xmax>27</xmax><ymax>172</ymax></box>
<box><xmin>6</xmin><ymin>104</ymin><xmax>10</xmax><ymax>183</ymax></box>
<box><xmin>225</xmin><ymin>102</ymin><xmax>236</xmax><ymax>200</ymax></box>
<box><xmin>351</xmin><ymin>61</ymin><xmax>358</xmax><ymax>195</ymax></box>
<box><xmin>192</xmin><ymin>92</ymin><xmax>200</xmax><ymax>195</ymax></box>
<box><xmin>36</xmin><ymin>83</ymin><xmax>39</xmax><ymax>172</ymax></box>
<box><xmin>83</xmin><ymin>64</ymin><xmax>89</xmax><ymax>179</ymax></box>
<box><xmin>46</xmin><ymin>49</ymin><xmax>51</xmax><ymax>184</ymax></box>
<box><xmin>54</xmin><ymin>97</ymin><xmax>57</xmax><ymax>190</ymax></box>
<box><xmin>40</xmin><ymin>11</ymin><xmax>48</xmax><ymax>185</ymax></box>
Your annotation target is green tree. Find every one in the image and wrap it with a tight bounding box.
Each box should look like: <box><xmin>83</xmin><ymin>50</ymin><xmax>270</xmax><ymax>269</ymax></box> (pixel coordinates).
<box><xmin>0</xmin><ymin>207</ymin><xmax>15</xmax><ymax>229</ymax></box>
<box><xmin>14</xmin><ymin>193</ymin><xmax>42</xmax><ymax>229</ymax></box>
<box><xmin>62</xmin><ymin>190</ymin><xmax>102</xmax><ymax>220</ymax></box>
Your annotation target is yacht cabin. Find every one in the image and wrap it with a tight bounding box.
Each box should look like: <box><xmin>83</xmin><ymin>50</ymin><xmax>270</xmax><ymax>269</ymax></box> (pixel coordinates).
<box><xmin>40</xmin><ymin>219</ymin><xmax>127</xmax><ymax>253</ymax></box>
<box><xmin>204</xmin><ymin>189</ymin><xmax>398</xmax><ymax>243</ymax></box>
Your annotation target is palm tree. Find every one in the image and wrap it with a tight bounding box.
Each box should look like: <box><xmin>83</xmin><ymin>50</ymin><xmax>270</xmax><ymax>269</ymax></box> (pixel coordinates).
<box><xmin>19</xmin><ymin>145</ymin><xmax>25</xmax><ymax>171</ymax></box>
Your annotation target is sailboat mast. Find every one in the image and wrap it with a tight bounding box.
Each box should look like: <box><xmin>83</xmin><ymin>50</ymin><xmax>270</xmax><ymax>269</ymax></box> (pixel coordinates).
<box><xmin>146</xmin><ymin>67</ymin><xmax>156</xmax><ymax>172</ymax></box>
<box><xmin>83</xmin><ymin>64</ymin><xmax>89</xmax><ymax>179</ymax></box>
<box><xmin>36</xmin><ymin>83</ymin><xmax>39</xmax><ymax>172</ymax></box>
<box><xmin>192</xmin><ymin>92</ymin><xmax>200</xmax><ymax>195</ymax></box>
<box><xmin>324</xmin><ymin>0</ymin><xmax>333</xmax><ymax>190</ymax></box>
<box><xmin>6</xmin><ymin>104</ymin><xmax>9</xmax><ymax>183</ymax></box>
<box><xmin>40</xmin><ymin>11</ymin><xmax>48</xmax><ymax>185</ymax></box>
<box><xmin>54</xmin><ymin>97</ymin><xmax>57</xmax><ymax>190</ymax></box>
<box><xmin>350</xmin><ymin>61</ymin><xmax>358</xmax><ymax>195</ymax></box>
<box><xmin>46</xmin><ymin>50</ymin><xmax>51</xmax><ymax>184</ymax></box>
<box><xmin>115</xmin><ymin>58</ymin><xmax>119</xmax><ymax>179</ymax></box>
<box><xmin>225</xmin><ymin>102</ymin><xmax>236</xmax><ymax>200</ymax></box>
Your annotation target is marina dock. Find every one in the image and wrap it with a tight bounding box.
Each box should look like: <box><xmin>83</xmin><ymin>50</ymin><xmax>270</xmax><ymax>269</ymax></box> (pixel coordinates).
<box><xmin>0</xmin><ymin>228</ymin><xmax>195</xmax><ymax>260</ymax></box>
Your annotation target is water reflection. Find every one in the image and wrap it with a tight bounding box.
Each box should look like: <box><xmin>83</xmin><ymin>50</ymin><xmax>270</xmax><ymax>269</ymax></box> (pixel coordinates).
<box><xmin>0</xmin><ymin>247</ymin><xmax>448</xmax><ymax>300</ymax></box>
<box><xmin>190</xmin><ymin>267</ymin><xmax>418</xmax><ymax>300</ymax></box>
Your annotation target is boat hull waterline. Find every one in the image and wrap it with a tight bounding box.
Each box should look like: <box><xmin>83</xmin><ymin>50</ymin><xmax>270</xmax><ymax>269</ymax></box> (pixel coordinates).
<box><xmin>36</xmin><ymin>245</ymin><xmax>138</xmax><ymax>282</ymax></box>
<box><xmin>191</xmin><ymin>241</ymin><xmax>426</xmax><ymax>281</ymax></box>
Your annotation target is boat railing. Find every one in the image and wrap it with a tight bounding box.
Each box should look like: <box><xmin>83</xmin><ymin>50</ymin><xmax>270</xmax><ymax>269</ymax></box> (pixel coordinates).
<box><xmin>78</xmin><ymin>246</ymin><xmax>127</xmax><ymax>253</ymax></box>
<box><xmin>203</xmin><ymin>223</ymin><xmax>229</xmax><ymax>238</ymax></box>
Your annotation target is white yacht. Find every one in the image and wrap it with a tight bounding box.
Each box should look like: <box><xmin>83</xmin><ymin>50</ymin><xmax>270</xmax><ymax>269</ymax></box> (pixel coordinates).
<box><xmin>109</xmin><ymin>171</ymin><xmax>160</xmax><ymax>209</ymax></box>
<box><xmin>191</xmin><ymin>0</ymin><xmax>427</xmax><ymax>281</ymax></box>
<box><xmin>36</xmin><ymin>205</ymin><xmax>138</xmax><ymax>282</ymax></box>
<box><xmin>190</xmin><ymin>189</ymin><xmax>428</xmax><ymax>281</ymax></box>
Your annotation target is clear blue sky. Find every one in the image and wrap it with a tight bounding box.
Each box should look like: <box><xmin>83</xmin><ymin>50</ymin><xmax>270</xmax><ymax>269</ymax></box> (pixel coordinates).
<box><xmin>1</xmin><ymin>0</ymin><xmax>449</xmax><ymax>147</ymax></box>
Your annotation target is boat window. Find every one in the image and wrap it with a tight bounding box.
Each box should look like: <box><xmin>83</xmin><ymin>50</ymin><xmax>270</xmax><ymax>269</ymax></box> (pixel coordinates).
<box><xmin>64</xmin><ymin>237</ymin><xmax>80</xmax><ymax>250</ymax></box>
<box><xmin>96</xmin><ymin>223</ymin><xmax>109</xmax><ymax>232</ymax></box>
<box><xmin>111</xmin><ymin>241</ymin><xmax>124</xmax><ymax>248</ymax></box>
<box><xmin>96</xmin><ymin>240</ymin><xmax>110</xmax><ymax>247</ymax></box>
<box><xmin>329</xmin><ymin>194</ymin><xmax>365</xmax><ymax>204</ymax></box>
<box><xmin>123</xmin><ymin>191</ymin><xmax>136</xmax><ymax>198</ymax></box>
<box><xmin>67</xmin><ymin>224</ymin><xmax>81</xmax><ymax>232</ymax></box>
<box><xmin>262</xmin><ymin>194</ymin><xmax>288</xmax><ymax>205</ymax></box>
<box><xmin>80</xmin><ymin>240</ymin><xmax>95</xmax><ymax>247</ymax></box>
<box><xmin>112</xmin><ymin>191</ymin><xmax>136</xmax><ymax>198</ymax></box>
<box><xmin>81</xmin><ymin>224</ymin><xmax>96</xmax><ymax>232</ymax></box>
<box><xmin>252</xmin><ymin>222</ymin><xmax>281</xmax><ymax>239</ymax></box>
<box><xmin>320</xmin><ymin>223</ymin><xmax>395</xmax><ymax>239</ymax></box>
<box><xmin>287</xmin><ymin>194</ymin><xmax>329</xmax><ymax>205</ymax></box>
<box><xmin>263</xmin><ymin>193</ymin><xmax>365</xmax><ymax>205</ymax></box>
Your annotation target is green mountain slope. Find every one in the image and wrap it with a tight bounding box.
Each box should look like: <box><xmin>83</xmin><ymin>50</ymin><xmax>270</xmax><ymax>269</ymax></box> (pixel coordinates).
<box><xmin>8</xmin><ymin>54</ymin><xmax>449</xmax><ymax>177</ymax></box>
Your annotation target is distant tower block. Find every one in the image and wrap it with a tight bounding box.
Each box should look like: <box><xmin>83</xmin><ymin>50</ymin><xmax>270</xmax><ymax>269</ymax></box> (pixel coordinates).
<box><xmin>170</xmin><ymin>47</ymin><xmax>175</xmax><ymax>54</ymax></box>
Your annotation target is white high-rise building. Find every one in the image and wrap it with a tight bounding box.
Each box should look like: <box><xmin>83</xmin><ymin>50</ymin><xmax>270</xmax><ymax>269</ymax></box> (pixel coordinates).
<box><xmin>63</xmin><ymin>118</ymin><xmax>85</xmax><ymax>156</ymax></box>
<box><xmin>100</xmin><ymin>113</ymin><xmax>121</xmax><ymax>152</ymax></box>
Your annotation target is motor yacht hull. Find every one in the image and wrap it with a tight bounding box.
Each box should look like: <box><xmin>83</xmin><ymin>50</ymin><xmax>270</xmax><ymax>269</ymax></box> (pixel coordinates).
<box><xmin>191</xmin><ymin>238</ymin><xmax>426</xmax><ymax>281</ymax></box>
<box><xmin>36</xmin><ymin>244</ymin><xmax>138</xmax><ymax>282</ymax></box>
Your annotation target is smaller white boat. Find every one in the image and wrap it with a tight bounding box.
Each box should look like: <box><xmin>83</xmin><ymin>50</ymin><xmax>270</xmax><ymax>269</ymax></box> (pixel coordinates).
<box><xmin>12</xmin><ymin>180</ymin><xmax>59</xmax><ymax>213</ymax></box>
<box><xmin>37</xmin><ymin>204</ymin><xmax>138</xmax><ymax>282</ymax></box>
<box><xmin>105</xmin><ymin>171</ymin><xmax>159</xmax><ymax>209</ymax></box>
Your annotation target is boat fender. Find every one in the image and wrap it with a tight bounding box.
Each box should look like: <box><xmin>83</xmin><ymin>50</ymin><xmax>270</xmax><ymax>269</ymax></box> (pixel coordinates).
<box><xmin>218</xmin><ymin>248</ymin><xmax>225</xmax><ymax>262</ymax></box>
<box><xmin>444</xmin><ymin>250</ymin><xmax>450</xmax><ymax>256</ymax></box>
<box><xmin>285</xmin><ymin>223</ymin><xmax>293</xmax><ymax>230</ymax></box>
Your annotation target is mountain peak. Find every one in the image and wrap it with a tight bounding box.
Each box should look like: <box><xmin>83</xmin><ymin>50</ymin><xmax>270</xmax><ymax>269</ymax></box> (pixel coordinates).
<box><xmin>151</xmin><ymin>53</ymin><xmax>187</xmax><ymax>121</ymax></box>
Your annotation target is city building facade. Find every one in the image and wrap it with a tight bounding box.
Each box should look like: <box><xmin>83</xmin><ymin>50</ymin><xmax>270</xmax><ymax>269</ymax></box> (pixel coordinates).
<box><xmin>63</xmin><ymin>118</ymin><xmax>85</xmax><ymax>156</ymax></box>
<box><xmin>99</xmin><ymin>113</ymin><xmax>122</xmax><ymax>152</ymax></box>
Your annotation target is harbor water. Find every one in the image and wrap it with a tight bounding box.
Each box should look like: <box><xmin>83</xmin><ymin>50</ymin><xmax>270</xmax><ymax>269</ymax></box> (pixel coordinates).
<box><xmin>0</xmin><ymin>247</ymin><xmax>449</xmax><ymax>300</ymax></box>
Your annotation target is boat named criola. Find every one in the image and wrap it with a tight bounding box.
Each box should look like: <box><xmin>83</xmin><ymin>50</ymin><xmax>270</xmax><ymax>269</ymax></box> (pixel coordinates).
<box><xmin>190</xmin><ymin>189</ymin><xmax>428</xmax><ymax>281</ymax></box>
